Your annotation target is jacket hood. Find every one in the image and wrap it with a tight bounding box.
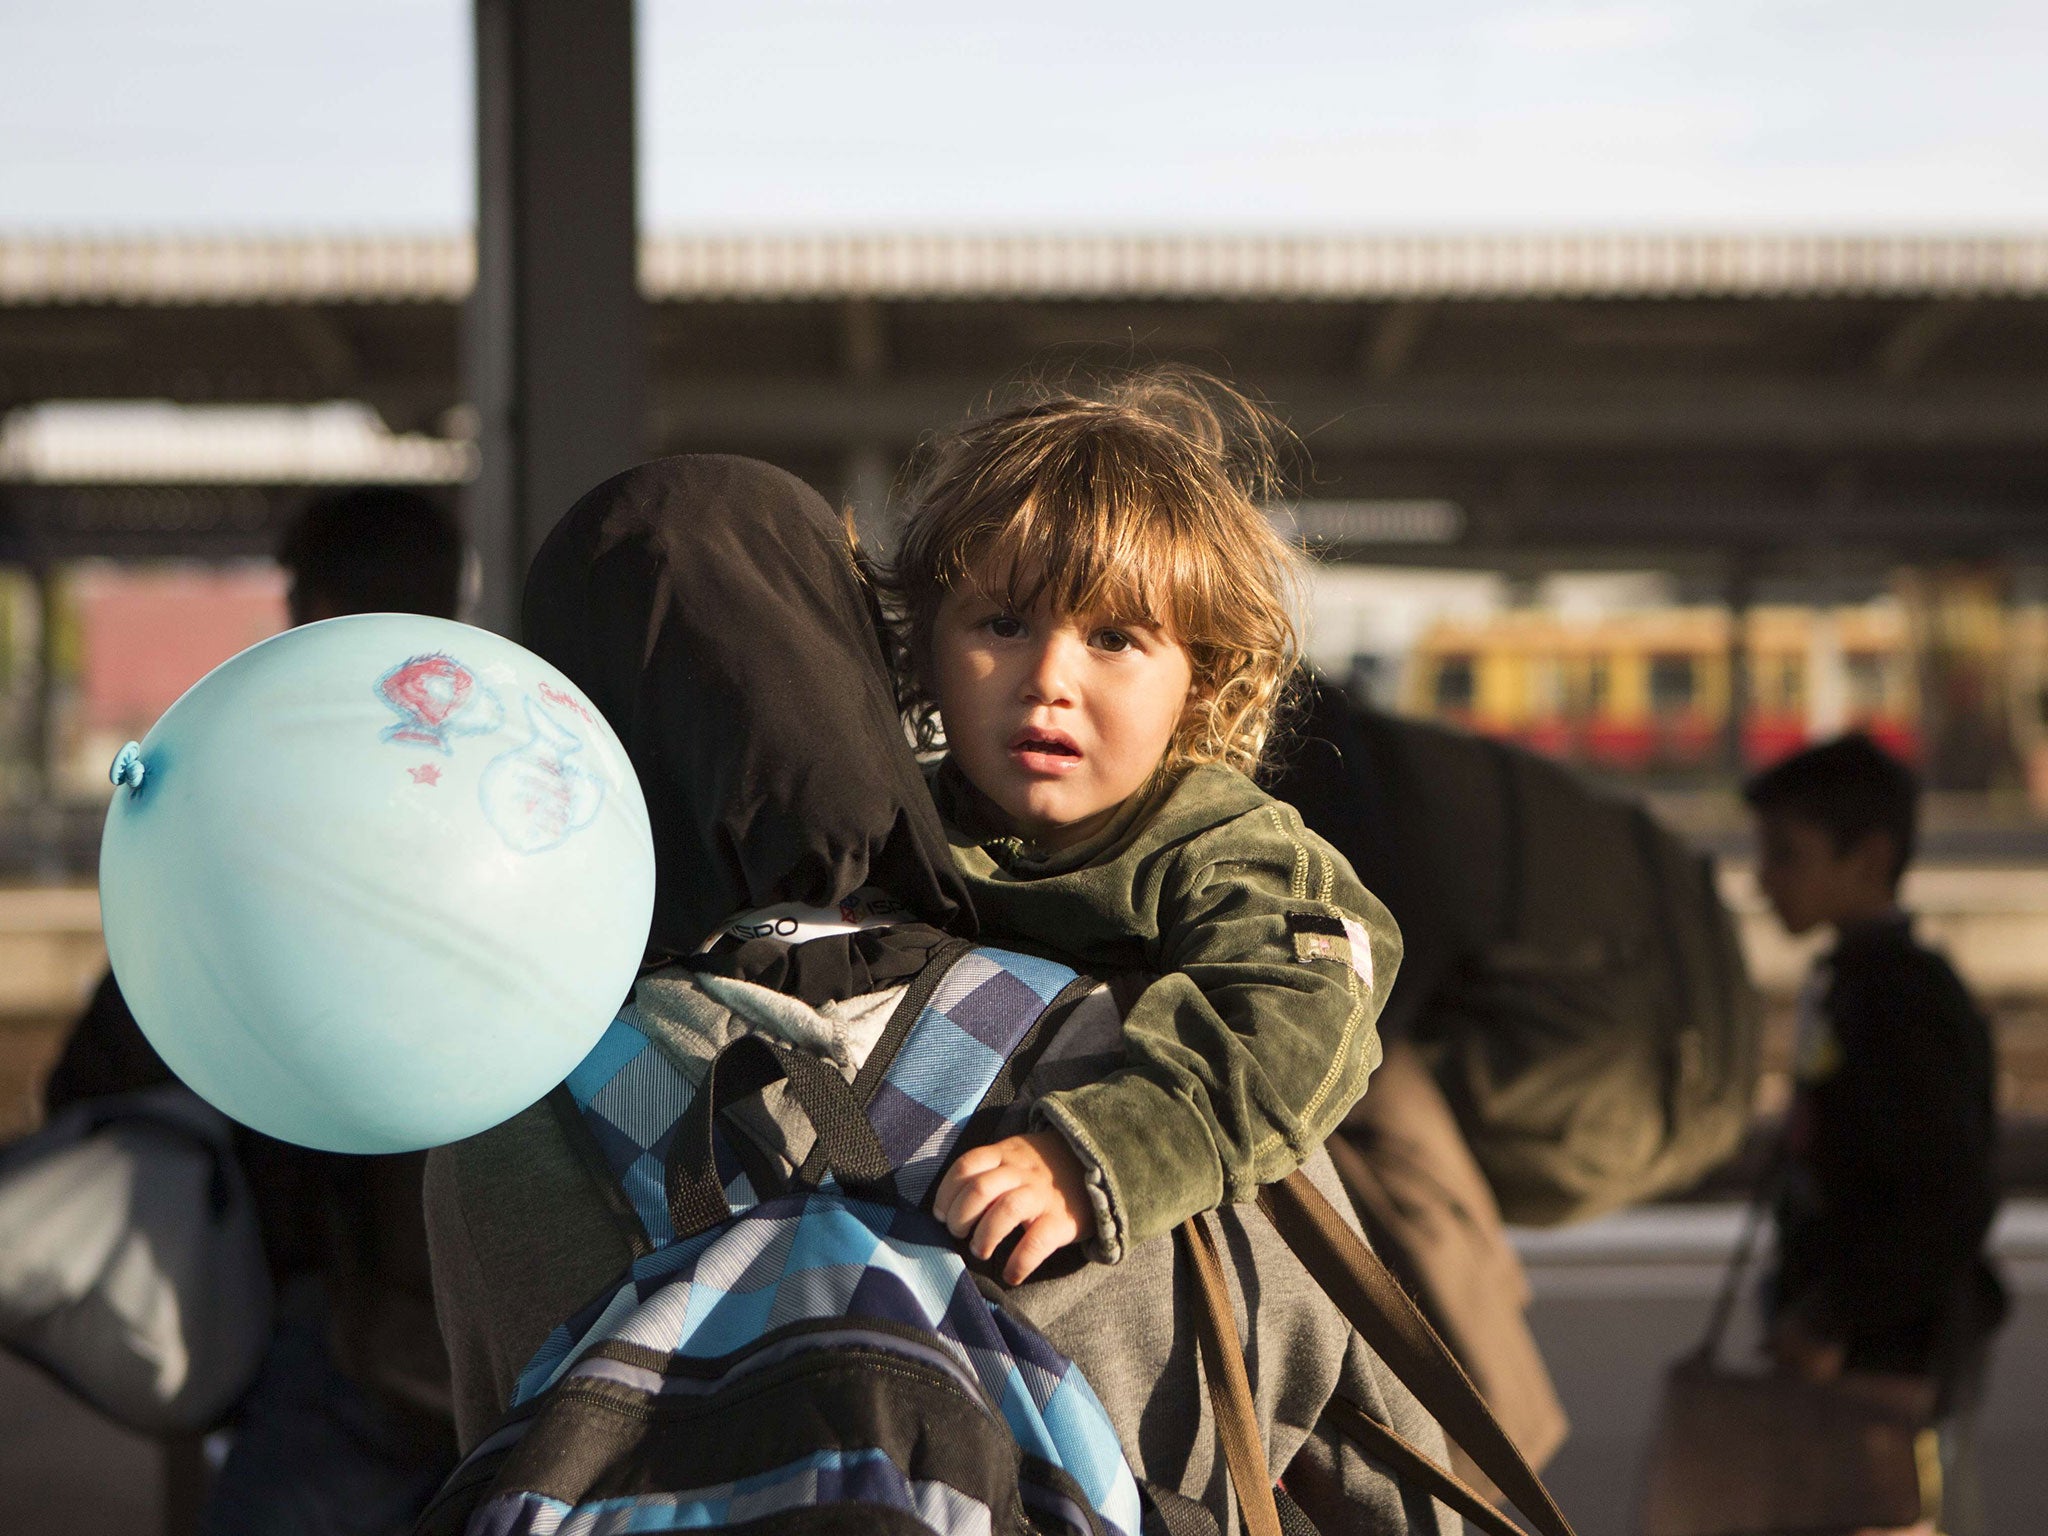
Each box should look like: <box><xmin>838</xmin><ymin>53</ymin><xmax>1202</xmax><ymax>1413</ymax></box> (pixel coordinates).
<box><xmin>522</xmin><ymin>454</ymin><xmax>973</xmax><ymax>958</ymax></box>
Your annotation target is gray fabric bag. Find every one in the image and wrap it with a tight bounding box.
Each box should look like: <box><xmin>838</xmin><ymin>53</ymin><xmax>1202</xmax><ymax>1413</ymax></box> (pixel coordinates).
<box><xmin>0</xmin><ymin>1083</ymin><xmax>272</xmax><ymax>1433</ymax></box>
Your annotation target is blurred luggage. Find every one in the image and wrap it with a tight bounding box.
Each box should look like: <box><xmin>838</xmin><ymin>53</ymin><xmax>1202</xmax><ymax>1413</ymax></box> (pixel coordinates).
<box><xmin>0</xmin><ymin>1084</ymin><xmax>273</xmax><ymax>1434</ymax></box>
<box><xmin>1639</xmin><ymin>1360</ymin><xmax>1937</xmax><ymax>1536</ymax></box>
<box><xmin>1271</xmin><ymin>682</ymin><xmax>1763</xmax><ymax>1227</ymax></box>
<box><xmin>1638</xmin><ymin>1200</ymin><xmax>1939</xmax><ymax>1536</ymax></box>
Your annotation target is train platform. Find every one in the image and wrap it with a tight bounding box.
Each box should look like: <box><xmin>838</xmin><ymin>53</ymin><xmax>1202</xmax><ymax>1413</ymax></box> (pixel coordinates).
<box><xmin>5</xmin><ymin>1201</ymin><xmax>2042</xmax><ymax>1535</ymax></box>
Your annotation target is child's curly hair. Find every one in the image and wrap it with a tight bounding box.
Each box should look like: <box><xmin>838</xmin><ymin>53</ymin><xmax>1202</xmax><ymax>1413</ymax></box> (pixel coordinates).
<box><xmin>881</xmin><ymin>367</ymin><xmax>1304</xmax><ymax>778</ymax></box>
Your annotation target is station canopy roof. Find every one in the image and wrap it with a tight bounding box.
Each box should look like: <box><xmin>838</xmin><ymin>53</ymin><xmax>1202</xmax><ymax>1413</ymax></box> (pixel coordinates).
<box><xmin>4</xmin><ymin>231</ymin><xmax>2047</xmax><ymax>568</ymax></box>
<box><xmin>5</xmin><ymin>230</ymin><xmax>2048</xmax><ymax>305</ymax></box>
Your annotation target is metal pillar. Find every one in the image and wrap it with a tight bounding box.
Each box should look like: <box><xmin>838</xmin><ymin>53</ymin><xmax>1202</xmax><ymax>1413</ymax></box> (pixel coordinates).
<box><xmin>1722</xmin><ymin>555</ymin><xmax>1755</xmax><ymax>777</ymax></box>
<box><xmin>464</xmin><ymin>0</ymin><xmax>644</xmax><ymax>636</ymax></box>
<box><xmin>29</xmin><ymin>562</ymin><xmax>57</xmax><ymax>801</ymax></box>
<box><xmin>837</xmin><ymin>301</ymin><xmax>893</xmax><ymax>550</ymax></box>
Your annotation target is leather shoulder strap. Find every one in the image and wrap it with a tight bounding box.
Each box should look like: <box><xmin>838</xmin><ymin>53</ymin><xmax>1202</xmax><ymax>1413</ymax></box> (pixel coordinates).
<box><xmin>1320</xmin><ymin>1396</ymin><xmax>1529</xmax><ymax>1536</ymax></box>
<box><xmin>1180</xmin><ymin>1216</ymin><xmax>1284</xmax><ymax>1536</ymax></box>
<box><xmin>1182</xmin><ymin>1210</ymin><xmax>1537</xmax><ymax>1536</ymax></box>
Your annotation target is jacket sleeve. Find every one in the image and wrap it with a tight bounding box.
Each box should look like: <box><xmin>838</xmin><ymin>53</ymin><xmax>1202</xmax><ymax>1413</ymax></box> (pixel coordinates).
<box><xmin>1034</xmin><ymin>801</ymin><xmax>1400</xmax><ymax>1260</ymax></box>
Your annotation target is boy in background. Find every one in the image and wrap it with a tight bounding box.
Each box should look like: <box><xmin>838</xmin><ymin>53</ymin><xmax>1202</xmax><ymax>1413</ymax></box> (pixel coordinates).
<box><xmin>1745</xmin><ymin>733</ymin><xmax>2004</xmax><ymax>1530</ymax></box>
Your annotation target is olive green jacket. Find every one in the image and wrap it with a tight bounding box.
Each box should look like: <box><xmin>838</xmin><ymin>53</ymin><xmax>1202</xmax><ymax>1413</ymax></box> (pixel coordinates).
<box><xmin>934</xmin><ymin>760</ymin><xmax>1399</xmax><ymax>1260</ymax></box>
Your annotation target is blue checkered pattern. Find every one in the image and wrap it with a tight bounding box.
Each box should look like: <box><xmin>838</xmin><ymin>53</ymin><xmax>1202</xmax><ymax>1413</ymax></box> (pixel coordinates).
<box><xmin>511</xmin><ymin>1191</ymin><xmax>1141</xmax><ymax>1536</ymax></box>
<box><xmin>562</xmin><ymin>1019</ymin><xmax>753</xmax><ymax>1247</ymax></box>
<box><xmin>471</xmin><ymin>1448</ymin><xmax>996</xmax><ymax>1536</ymax></box>
<box><xmin>486</xmin><ymin>947</ymin><xmax>1142</xmax><ymax>1536</ymax></box>
<box><xmin>868</xmin><ymin>947</ymin><xmax>1076</xmax><ymax>1204</ymax></box>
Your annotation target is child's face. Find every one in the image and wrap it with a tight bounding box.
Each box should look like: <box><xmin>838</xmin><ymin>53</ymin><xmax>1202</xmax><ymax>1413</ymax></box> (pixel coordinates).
<box><xmin>929</xmin><ymin>576</ymin><xmax>1195</xmax><ymax>852</ymax></box>
<box><xmin>1753</xmin><ymin>810</ymin><xmax>1897</xmax><ymax>936</ymax></box>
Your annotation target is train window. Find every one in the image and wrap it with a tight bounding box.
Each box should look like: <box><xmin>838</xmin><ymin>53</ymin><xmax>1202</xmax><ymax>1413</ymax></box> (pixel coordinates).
<box><xmin>1748</xmin><ymin>653</ymin><xmax>1802</xmax><ymax>713</ymax></box>
<box><xmin>1844</xmin><ymin>651</ymin><xmax>1888</xmax><ymax>712</ymax></box>
<box><xmin>1777</xmin><ymin>656</ymin><xmax>1804</xmax><ymax>712</ymax></box>
<box><xmin>1649</xmin><ymin>653</ymin><xmax>1697</xmax><ymax>713</ymax></box>
<box><xmin>1587</xmin><ymin>658</ymin><xmax>1610</xmax><ymax>713</ymax></box>
<box><xmin>1561</xmin><ymin>664</ymin><xmax>1591</xmax><ymax>719</ymax></box>
<box><xmin>1433</xmin><ymin>654</ymin><xmax>1476</xmax><ymax>711</ymax></box>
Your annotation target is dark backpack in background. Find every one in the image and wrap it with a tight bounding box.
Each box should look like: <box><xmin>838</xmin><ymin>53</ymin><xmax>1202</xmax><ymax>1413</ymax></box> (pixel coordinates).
<box><xmin>1269</xmin><ymin>682</ymin><xmax>1763</xmax><ymax>1227</ymax></box>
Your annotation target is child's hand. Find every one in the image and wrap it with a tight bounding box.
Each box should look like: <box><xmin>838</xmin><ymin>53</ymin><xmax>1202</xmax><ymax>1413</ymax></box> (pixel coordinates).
<box><xmin>933</xmin><ymin>1130</ymin><xmax>1088</xmax><ymax>1285</ymax></box>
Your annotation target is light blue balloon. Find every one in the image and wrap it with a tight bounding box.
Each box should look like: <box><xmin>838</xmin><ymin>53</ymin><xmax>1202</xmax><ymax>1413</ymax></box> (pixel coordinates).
<box><xmin>99</xmin><ymin>614</ymin><xmax>656</xmax><ymax>1154</ymax></box>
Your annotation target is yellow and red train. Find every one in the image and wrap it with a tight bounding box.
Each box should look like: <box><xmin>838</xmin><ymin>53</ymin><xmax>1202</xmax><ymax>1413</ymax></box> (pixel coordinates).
<box><xmin>1405</xmin><ymin>604</ymin><xmax>1926</xmax><ymax>771</ymax></box>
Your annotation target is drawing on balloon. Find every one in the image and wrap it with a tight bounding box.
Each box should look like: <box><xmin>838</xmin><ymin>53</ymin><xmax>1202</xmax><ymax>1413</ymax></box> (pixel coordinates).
<box><xmin>536</xmin><ymin>681</ymin><xmax>595</xmax><ymax>724</ymax></box>
<box><xmin>375</xmin><ymin>654</ymin><xmax>505</xmax><ymax>754</ymax></box>
<box><xmin>478</xmin><ymin>695</ymin><xmax>607</xmax><ymax>853</ymax></box>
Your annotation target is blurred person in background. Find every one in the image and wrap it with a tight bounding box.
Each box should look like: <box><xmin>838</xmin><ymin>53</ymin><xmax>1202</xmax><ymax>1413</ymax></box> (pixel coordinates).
<box><xmin>1745</xmin><ymin>733</ymin><xmax>2006</xmax><ymax>1536</ymax></box>
<box><xmin>45</xmin><ymin>486</ymin><xmax>465</xmax><ymax>1536</ymax></box>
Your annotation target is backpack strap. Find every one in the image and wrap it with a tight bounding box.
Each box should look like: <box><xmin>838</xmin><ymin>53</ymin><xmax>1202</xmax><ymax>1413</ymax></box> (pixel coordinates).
<box><xmin>1317</xmin><ymin>1396</ymin><xmax>1529</xmax><ymax>1536</ymax></box>
<box><xmin>552</xmin><ymin>1013</ymin><xmax>762</xmax><ymax>1254</ymax></box>
<box><xmin>667</xmin><ymin>1033</ymin><xmax>894</xmax><ymax>1240</ymax></box>
<box><xmin>553</xmin><ymin>1015</ymin><xmax>701</xmax><ymax>1250</ymax></box>
<box><xmin>1254</xmin><ymin>1171</ymin><xmax>1578</xmax><ymax>1536</ymax></box>
<box><xmin>549</xmin><ymin>944</ymin><xmax>1085</xmax><ymax>1258</ymax></box>
<box><xmin>1181</xmin><ymin>1216</ymin><xmax>1284</xmax><ymax>1536</ymax></box>
<box><xmin>544</xmin><ymin>1084</ymin><xmax>656</xmax><ymax>1261</ymax></box>
<box><xmin>856</xmin><ymin>944</ymin><xmax>1086</xmax><ymax>1205</ymax></box>
<box><xmin>1185</xmin><ymin>1190</ymin><xmax>1572</xmax><ymax>1536</ymax></box>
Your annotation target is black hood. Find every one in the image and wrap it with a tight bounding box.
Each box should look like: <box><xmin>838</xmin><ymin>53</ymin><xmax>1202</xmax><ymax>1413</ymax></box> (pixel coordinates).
<box><xmin>522</xmin><ymin>454</ymin><xmax>973</xmax><ymax>960</ymax></box>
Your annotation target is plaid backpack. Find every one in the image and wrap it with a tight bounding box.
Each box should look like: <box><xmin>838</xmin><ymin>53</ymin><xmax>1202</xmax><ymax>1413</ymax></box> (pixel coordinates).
<box><xmin>415</xmin><ymin>942</ymin><xmax>1151</xmax><ymax>1536</ymax></box>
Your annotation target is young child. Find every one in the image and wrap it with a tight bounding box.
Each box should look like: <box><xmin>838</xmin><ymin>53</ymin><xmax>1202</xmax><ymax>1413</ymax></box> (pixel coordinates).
<box><xmin>887</xmin><ymin>370</ymin><xmax>1402</xmax><ymax>1282</ymax></box>
<box><xmin>1744</xmin><ymin>735</ymin><xmax>2003</xmax><ymax>1497</ymax></box>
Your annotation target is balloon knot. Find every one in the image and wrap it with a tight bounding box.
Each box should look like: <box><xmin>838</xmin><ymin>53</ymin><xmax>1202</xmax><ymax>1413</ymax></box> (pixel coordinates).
<box><xmin>110</xmin><ymin>742</ymin><xmax>146</xmax><ymax>793</ymax></box>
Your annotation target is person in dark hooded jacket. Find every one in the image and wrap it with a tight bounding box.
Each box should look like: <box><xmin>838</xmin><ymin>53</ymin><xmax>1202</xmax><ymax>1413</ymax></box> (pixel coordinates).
<box><xmin>422</xmin><ymin>454</ymin><xmax>1460</xmax><ymax>1535</ymax></box>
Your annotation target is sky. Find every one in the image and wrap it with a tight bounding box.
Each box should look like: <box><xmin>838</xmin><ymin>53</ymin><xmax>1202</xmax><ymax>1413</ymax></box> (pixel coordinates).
<box><xmin>1</xmin><ymin>0</ymin><xmax>2044</xmax><ymax>231</ymax></box>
